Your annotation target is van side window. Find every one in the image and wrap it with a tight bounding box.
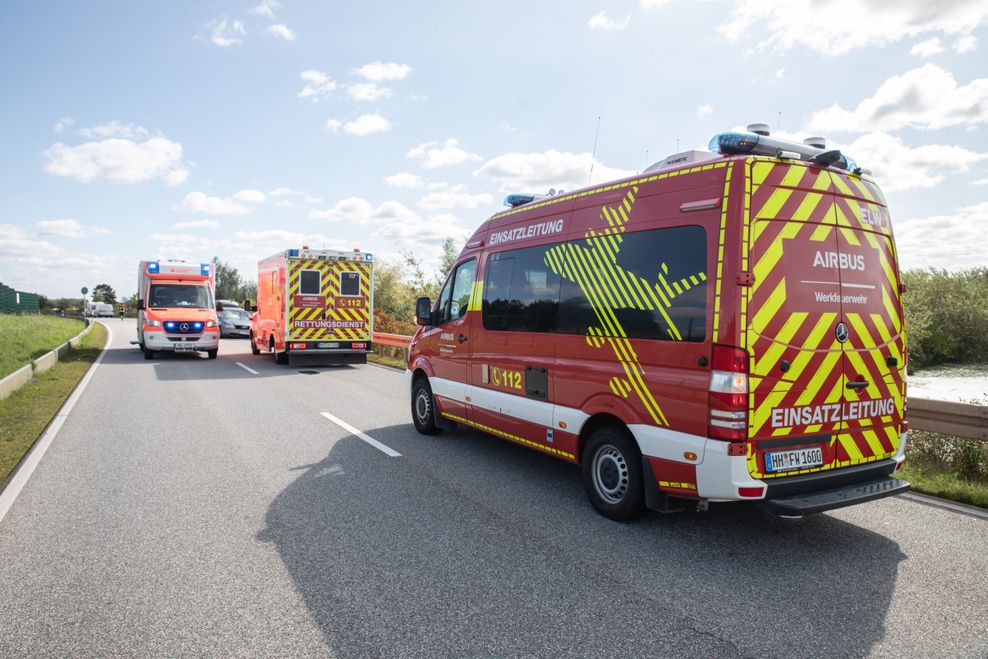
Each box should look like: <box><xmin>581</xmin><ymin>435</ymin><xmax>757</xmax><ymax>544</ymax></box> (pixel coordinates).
<box><xmin>557</xmin><ymin>225</ymin><xmax>708</xmax><ymax>342</ymax></box>
<box><xmin>483</xmin><ymin>245</ymin><xmax>561</xmax><ymax>332</ymax></box>
<box><xmin>436</xmin><ymin>258</ymin><xmax>476</xmax><ymax>324</ymax></box>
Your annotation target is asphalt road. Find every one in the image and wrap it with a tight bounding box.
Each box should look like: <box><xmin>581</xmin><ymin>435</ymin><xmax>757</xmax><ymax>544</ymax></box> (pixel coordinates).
<box><xmin>1</xmin><ymin>321</ymin><xmax>986</xmax><ymax>657</ymax></box>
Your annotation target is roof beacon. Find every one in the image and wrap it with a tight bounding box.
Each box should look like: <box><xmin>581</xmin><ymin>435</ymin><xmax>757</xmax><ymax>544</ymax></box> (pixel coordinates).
<box><xmin>709</xmin><ymin>124</ymin><xmax>861</xmax><ymax>173</ymax></box>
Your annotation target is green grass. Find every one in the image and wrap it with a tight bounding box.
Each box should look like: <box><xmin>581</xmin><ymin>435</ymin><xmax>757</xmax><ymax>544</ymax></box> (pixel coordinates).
<box><xmin>899</xmin><ymin>457</ymin><xmax>988</xmax><ymax>509</ymax></box>
<box><xmin>0</xmin><ymin>322</ymin><xmax>106</xmax><ymax>486</ymax></box>
<box><xmin>0</xmin><ymin>314</ymin><xmax>88</xmax><ymax>379</ymax></box>
<box><xmin>368</xmin><ymin>345</ymin><xmax>407</xmax><ymax>370</ymax></box>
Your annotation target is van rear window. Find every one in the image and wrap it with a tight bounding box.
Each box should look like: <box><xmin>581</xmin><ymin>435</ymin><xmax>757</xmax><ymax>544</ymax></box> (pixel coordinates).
<box><xmin>481</xmin><ymin>225</ymin><xmax>708</xmax><ymax>341</ymax></box>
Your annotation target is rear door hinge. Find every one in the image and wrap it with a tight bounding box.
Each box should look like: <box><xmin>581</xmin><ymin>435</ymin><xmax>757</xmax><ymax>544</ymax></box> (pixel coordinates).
<box><xmin>737</xmin><ymin>271</ymin><xmax>755</xmax><ymax>286</ymax></box>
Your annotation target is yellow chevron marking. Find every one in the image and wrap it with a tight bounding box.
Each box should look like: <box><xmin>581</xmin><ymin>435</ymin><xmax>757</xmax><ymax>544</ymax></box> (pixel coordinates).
<box><xmin>712</xmin><ymin>165</ymin><xmax>734</xmax><ymax>344</ymax></box>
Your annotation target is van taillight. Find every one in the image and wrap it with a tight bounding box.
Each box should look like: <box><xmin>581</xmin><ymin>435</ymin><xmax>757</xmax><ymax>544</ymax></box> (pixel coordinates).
<box><xmin>290</xmin><ymin>342</ymin><xmax>307</xmax><ymax>350</ymax></box>
<box><xmin>709</xmin><ymin>344</ymin><xmax>749</xmax><ymax>441</ymax></box>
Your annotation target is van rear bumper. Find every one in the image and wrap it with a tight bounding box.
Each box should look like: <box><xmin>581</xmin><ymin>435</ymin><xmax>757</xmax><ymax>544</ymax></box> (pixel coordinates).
<box><xmin>758</xmin><ymin>476</ymin><xmax>910</xmax><ymax>516</ymax></box>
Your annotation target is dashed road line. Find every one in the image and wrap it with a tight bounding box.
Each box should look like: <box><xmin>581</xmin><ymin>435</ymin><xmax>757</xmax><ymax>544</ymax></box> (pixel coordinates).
<box><xmin>0</xmin><ymin>322</ymin><xmax>112</xmax><ymax>525</ymax></box>
<box><xmin>320</xmin><ymin>411</ymin><xmax>401</xmax><ymax>457</ymax></box>
<box><xmin>236</xmin><ymin>362</ymin><xmax>259</xmax><ymax>375</ymax></box>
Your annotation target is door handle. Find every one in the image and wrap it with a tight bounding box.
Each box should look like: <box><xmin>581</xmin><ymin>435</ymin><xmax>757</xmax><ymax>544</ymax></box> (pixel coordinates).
<box><xmin>846</xmin><ymin>379</ymin><xmax>870</xmax><ymax>390</ymax></box>
<box><xmin>457</xmin><ymin>334</ymin><xmax>468</xmax><ymax>343</ymax></box>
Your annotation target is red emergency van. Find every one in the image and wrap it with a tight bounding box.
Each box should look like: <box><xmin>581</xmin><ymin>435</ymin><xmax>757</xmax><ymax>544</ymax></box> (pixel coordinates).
<box><xmin>407</xmin><ymin>125</ymin><xmax>910</xmax><ymax>520</ymax></box>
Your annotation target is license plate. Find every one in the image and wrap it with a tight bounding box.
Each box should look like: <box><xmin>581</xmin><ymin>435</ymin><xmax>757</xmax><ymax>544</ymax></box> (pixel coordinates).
<box><xmin>173</xmin><ymin>344</ymin><xmax>195</xmax><ymax>352</ymax></box>
<box><xmin>765</xmin><ymin>447</ymin><xmax>824</xmax><ymax>473</ymax></box>
<box><xmin>317</xmin><ymin>342</ymin><xmax>340</xmax><ymax>349</ymax></box>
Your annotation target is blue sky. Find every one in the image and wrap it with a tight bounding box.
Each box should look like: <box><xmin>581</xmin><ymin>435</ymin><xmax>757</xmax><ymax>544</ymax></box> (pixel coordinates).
<box><xmin>1</xmin><ymin>0</ymin><xmax>986</xmax><ymax>299</ymax></box>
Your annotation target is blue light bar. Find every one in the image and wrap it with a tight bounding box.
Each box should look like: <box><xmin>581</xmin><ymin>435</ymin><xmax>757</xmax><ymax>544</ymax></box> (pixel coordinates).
<box><xmin>504</xmin><ymin>194</ymin><xmax>536</xmax><ymax>208</ymax></box>
<box><xmin>201</xmin><ymin>264</ymin><xmax>211</xmax><ymax>276</ymax></box>
<box><xmin>164</xmin><ymin>321</ymin><xmax>176</xmax><ymax>330</ymax></box>
<box><xmin>708</xmin><ymin>132</ymin><xmax>760</xmax><ymax>155</ymax></box>
<box><xmin>148</xmin><ymin>261</ymin><xmax>160</xmax><ymax>274</ymax></box>
<box><xmin>365</xmin><ymin>253</ymin><xmax>374</xmax><ymax>261</ymax></box>
<box><xmin>288</xmin><ymin>249</ymin><xmax>300</xmax><ymax>257</ymax></box>
<box><xmin>192</xmin><ymin>322</ymin><xmax>204</xmax><ymax>331</ymax></box>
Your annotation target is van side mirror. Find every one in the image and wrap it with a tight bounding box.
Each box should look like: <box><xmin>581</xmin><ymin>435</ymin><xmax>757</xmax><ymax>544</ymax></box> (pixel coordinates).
<box><xmin>415</xmin><ymin>297</ymin><xmax>433</xmax><ymax>326</ymax></box>
<box><xmin>137</xmin><ymin>299</ymin><xmax>145</xmax><ymax>311</ymax></box>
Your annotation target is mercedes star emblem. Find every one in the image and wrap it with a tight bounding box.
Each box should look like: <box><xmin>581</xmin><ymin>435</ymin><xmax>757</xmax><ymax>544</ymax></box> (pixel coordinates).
<box><xmin>835</xmin><ymin>321</ymin><xmax>849</xmax><ymax>343</ymax></box>
<box><xmin>180</xmin><ymin>322</ymin><xmax>190</xmax><ymax>332</ymax></box>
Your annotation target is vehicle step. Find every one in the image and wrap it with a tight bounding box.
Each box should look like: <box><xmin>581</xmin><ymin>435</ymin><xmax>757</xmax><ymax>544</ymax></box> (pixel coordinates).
<box><xmin>758</xmin><ymin>477</ymin><xmax>910</xmax><ymax>516</ymax></box>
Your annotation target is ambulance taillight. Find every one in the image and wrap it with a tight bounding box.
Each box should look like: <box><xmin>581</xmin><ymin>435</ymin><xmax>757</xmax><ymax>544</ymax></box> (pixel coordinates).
<box><xmin>708</xmin><ymin>345</ymin><xmax>749</xmax><ymax>441</ymax></box>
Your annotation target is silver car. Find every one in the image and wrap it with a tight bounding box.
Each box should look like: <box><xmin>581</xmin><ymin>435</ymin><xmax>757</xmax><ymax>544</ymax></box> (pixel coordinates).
<box><xmin>218</xmin><ymin>308</ymin><xmax>252</xmax><ymax>338</ymax></box>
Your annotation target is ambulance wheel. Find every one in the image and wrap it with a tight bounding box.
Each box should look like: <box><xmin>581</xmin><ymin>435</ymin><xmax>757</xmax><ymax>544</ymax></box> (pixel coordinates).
<box><xmin>250</xmin><ymin>333</ymin><xmax>261</xmax><ymax>355</ymax></box>
<box><xmin>143</xmin><ymin>347</ymin><xmax>154</xmax><ymax>360</ymax></box>
<box><xmin>206</xmin><ymin>350</ymin><xmax>217</xmax><ymax>360</ymax></box>
<box><xmin>275</xmin><ymin>349</ymin><xmax>288</xmax><ymax>365</ymax></box>
<box><xmin>582</xmin><ymin>427</ymin><xmax>645</xmax><ymax>521</ymax></box>
<box><xmin>411</xmin><ymin>378</ymin><xmax>441</xmax><ymax>435</ymax></box>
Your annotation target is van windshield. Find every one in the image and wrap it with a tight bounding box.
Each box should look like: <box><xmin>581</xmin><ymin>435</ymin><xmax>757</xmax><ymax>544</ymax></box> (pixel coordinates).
<box><xmin>148</xmin><ymin>284</ymin><xmax>213</xmax><ymax>309</ymax></box>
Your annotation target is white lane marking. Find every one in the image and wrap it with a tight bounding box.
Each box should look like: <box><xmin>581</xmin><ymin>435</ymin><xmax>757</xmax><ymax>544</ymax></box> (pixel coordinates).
<box><xmin>320</xmin><ymin>412</ymin><xmax>401</xmax><ymax>457</ymax></box>
<box><xmin>0</xmin><ymin>322</ymin><xmax>112</xmax><ymax>526</ymax></box>
<box><xmin>236</xmin><ymin>362</ymin><xmax>259</xmax><ymax>375</ymax></box>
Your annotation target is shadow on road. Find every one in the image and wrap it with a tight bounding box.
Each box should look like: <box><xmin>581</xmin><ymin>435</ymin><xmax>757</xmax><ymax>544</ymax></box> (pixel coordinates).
<box><xmin>98</xmin><ymin>345</ymin><xmax>357</xmax><ymax>381</ymax></box>
<box><xmin>261</xmin><ymin>423</ymin><xmax>905</xmax><ymax>656</ymax></box>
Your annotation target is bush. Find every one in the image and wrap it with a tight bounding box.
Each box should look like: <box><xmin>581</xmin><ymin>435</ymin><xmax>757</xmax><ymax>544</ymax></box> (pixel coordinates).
<box><xmin>907</xmin><ymin>429</ymin><xmax>988</xmax><ymax>481</ymax></box>
<box><xmin>902</xmin><ymin>267</ymin><xmax>988</xmax><ymax>370</ymax></box>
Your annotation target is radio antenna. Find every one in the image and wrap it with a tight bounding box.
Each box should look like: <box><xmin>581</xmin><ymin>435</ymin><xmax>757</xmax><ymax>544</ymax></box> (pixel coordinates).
<box><xmin>588</xmin><ymin>115</ymin><xmax>601</xmax><ymax>185</ymax></box>
<box><xmin>778</xmin><ymin>111</ymin><xmax>782</xmax><ymax>131</ymax></box>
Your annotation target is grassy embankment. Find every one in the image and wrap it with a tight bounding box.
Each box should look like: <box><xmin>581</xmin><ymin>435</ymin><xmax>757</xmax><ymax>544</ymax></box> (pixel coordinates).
<box><xmin>0</xmin><ymin>315</ymin><xmax>87</xmax><ymax>379</ymax></box>
<box><xmin>900</xmin><ymin>429</ymin><xmax>988</xmax><ymax>509</ymax></box>
<box><xmin>0</xmin><ymin>321</ymin><xmax>107</xmax><ymax>486</ymax></box>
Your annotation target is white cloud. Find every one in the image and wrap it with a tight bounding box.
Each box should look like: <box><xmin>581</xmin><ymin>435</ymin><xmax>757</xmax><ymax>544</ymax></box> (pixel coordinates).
<box><xmin>774</xmin><ymin>68</ymin><xmax>785</xmax><ymax>79</ymax></box>
<box><xmin>37</xmin><ymin>218</ymin><xmax>111</xmax><ymax>238</ymax></box>
<box><xmin>354</xmin><ymin>61</ymin><xmax>412</xmax><ymax>82</ymax></box>
<box><xmin>718</xmin><ymin>0</ymin><xmax>988</xmax><ymax>55</ymax></box>
<box><xmin>43</xmin><ymin>135</ymin><xmax>187</xmax><ymax>186</ymax></box>
<box><xmin>298</xmin><ymin>70</ymin><xmax>337</xmax><ymax>100</ymax></box>
<box><xmin>53</xmin><ymin>117</ymin><xmax>74</xmax><ymax>133</ymax></box>
<box><xmin>407</xmin><ymin>139</ymin><xmax>482</xmax><ymax>169</ymax></box>
<box><xmin>500</xmin><ymin>122</ymin><xmax>519</xmax><ymax>133</ymax></box>
<box><xmin>418</xmin><ymin>189</ymin><xmax>494</xmax><ymax>211</ymax></box>
<box><xmin>588</xmin><ymin>11</ymin><xmax>630</xmax><ymax>30</ymax></box>
<box><xmin>266</xmin><ymin>23</ymin><xmax>295</xmax><ymax>41</ymax></box>
<box><xmin>696</xmin><ymin>104</ymin><xmax>713</xmax><ymax>117</ymax></box>
<box><xmin>373</xmin><ymin>213</ymin><xmax>472</xmax><ymax>251</ymax></box>
<box><xmin>171</xmin><ymin>219</ymin><xmax>220</xmax><ymax>230</ymax></box>
<box><xmin>809</xmin><ymin>64</ymin><xmax>988</xmax><ymax>133</ymax></box>
<box><xmin>384</xmin><ymin>172</ymin><xmax>425</xmax><ymax>188</ymax></box>
<box><xmin>0</xmin><ymin>236</ymin><xmax>133</xmax><ymax>299</ymax></box>
<box><xmin>308</xmin><ymin>197</ymin><xmax>415</xmax><ymax>224</ymax></box>
<box><xmin>232</xmin><ymin>188</ymin><xmax>267</xmax><ymax>204</ymax></box>
<box><xmin>343</xmin><ymin>114</ymin><xmax>392</xmax><ymax>136</ymax></box>
<box><xmin>207</xmin><ymin>18</ymin><xmax>245</xmax><ymax>47</ymax></box>
<box><xmin>325</xmin><ymin>118</ymin><xmax>342</xmax><ymax>132</ymax></box>
<box><xmin>78</xmin><ymin>121</ymin><xmax>149</xmax><ymax>139</ymax></box>
<box><xmin>954</xmin><ymin>34</ymin><xmax>978</xmax><ymax>53</ymax></box>
<box><xmin>274</xmin><ymin>200</ymin><xmax>293</xmax><ymax>208</ymax></box>
<box><xmin>249</xmin><ymin>0</ymin><xmax>280</xmax><ymax>18</ymax></box>
<box><xmin>972</xmin><ymin>177</ymin><xmax>988</xmax><ymax>185</ymax></box>
<box><xmin>844</xmin><ymin>132</ymin><xmax>987</xmax><ymax>193</ymax></box>
<box><xmin>474</xmin><ymin>149</ymin><xmax>634</xmax><ymax>192</ymax></box>
<box><xmin>911</xmin><ymin>37</ymin><xmax>943</xmax><ymax>57</ymax></box>
<box><xmin>269</xmin><ymin>187</ymin><xmax>303</xmax><ymax>196</ymax></box>
<box><xmin>179</xmin><ymin>191</ymin><xmax>252</xmax><ymax>216</ymax></box>
<box><xmin>895</xmin><ymin>202</ymin><xmax>988</xmax><ymax>270</ymax></box>
<box><xmin>346</xmin><ymin>82</ymin><xmax>391</xmax><ymax>101</ymax></box>
<box><xmin>0</xmin><ymin>224</ymin><xmax>29</xmax><ymax>239</ymax></box>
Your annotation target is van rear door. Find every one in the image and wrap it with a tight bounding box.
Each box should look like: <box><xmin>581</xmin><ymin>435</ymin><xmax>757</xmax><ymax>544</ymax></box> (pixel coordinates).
<box><xmin>831</xmin><ymin>173</ymin><xmax>905</xmax><ymax>468</ymax></box>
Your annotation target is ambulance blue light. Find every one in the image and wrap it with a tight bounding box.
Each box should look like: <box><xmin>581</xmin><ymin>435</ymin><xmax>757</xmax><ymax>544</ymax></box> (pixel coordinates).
<box><xmin>709</xmin><ymin>132</ymin><xmax>760</xmax><ymax>155</ymax></box>
<box><xmin>192</xmin><ymin>322</ymin><xmax>204</xmax><ymax>331</ymax></box>
<box><xmin>148</xmin><ymin>261</ymin><xmax>159</xmax><ymax>274</ymax></box>
<box><xmin>504</xmin><ymin>194</ymin><xmax>536</xmax><ymax>208</ymax></box>
<box><xmin>365</xmin><ymin>253</ymin><xmax>374</xmax><ymax>261</ymax></box>
<box><xmin>288</xmin><ymin>249</ymin><xmax>299</xmax><ymax>257</ymax></box>
<box><xmin>201</xmin><ymin>264</ymin><xmax>211</xmax><ymax>276</ymax></box>
<box><xmin>164</xmin><ymin>321</ymin><xmax>176</xmax><ymax>330</ymax></box>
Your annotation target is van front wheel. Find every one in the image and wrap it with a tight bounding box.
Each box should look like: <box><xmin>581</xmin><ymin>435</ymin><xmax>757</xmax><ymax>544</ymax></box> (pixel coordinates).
<box><xmin>582</xmin><ymin>427</ymin><xmax>645</xmax><ymax>521</ymax></box>
<box><xmin>411</xmin><ymin>378</ymin><xmax>441</xmax><ymax>435</ymax></box>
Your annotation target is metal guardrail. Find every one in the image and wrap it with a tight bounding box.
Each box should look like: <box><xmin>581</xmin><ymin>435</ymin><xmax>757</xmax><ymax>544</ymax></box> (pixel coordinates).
<box><xmin>371</xmin><ymin>333</ymin><xmax>987</xmax><ymax>442</ymax></box>
<box><xmin>909</xmin><ymin>398</ymin><xmax>988</xmax><ymax>442</ymax></box>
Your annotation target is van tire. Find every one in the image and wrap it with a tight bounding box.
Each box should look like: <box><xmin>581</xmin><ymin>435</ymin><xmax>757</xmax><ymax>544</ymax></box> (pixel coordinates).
<box><xmin>206</xmin><ymin>350</ymin><xmax>218</xmax><ymax>360</ymax></box>
<box><xmin>250</xmin><ymin>333</ymin><xmax>261</xmax><ymax>355</ymax></box>
<box><xmin>143</xmin><ymin>348</ymin><xmax>155</xmax><ymax>360</ymax></box>
<box><xmin>411</xmin><ymin>378</ymin><xmax>441</xmax><ymax>435</ymax></box>
<box><xmin>582</xmin><ymin>427</ymin><xmax>645</xmax><ymax>521</ymax></box>
<box><xmin>275</xmin><ymin>349</ymin><xmax>288</xmax><ymax>365</ymax></box>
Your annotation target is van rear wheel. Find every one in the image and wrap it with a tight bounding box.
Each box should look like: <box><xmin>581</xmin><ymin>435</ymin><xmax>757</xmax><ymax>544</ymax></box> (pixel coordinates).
<box><xmin>250</xmin><ymin>333</ymin><xmax>261</xmax><ymax>355</ymax></box>
<box><xmin>411</xmin><ymin>378</ymin><xmax>441</xmax><ymax>435</ymax></box>
<box><xmin>582</xmin><ymin>427</ymin><xmax>645</xmax><ymax>521</ymax></box>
